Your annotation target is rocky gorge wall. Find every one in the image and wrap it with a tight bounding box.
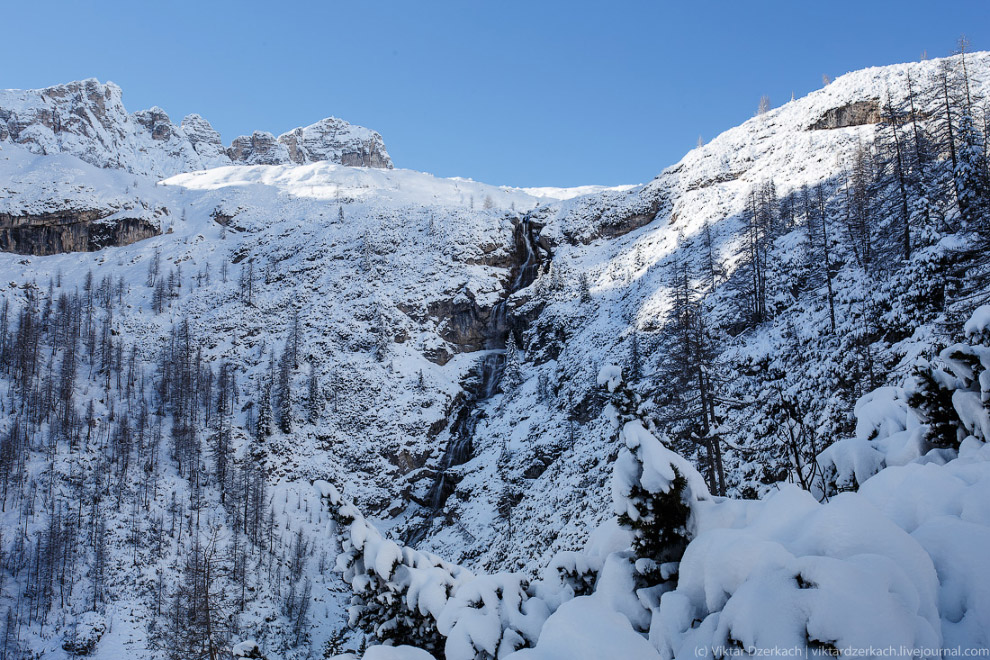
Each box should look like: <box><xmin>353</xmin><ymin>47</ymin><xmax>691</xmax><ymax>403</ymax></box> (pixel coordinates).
<box><xmin>0</xmin><ymin>209</ymin><xmax>160</xmax><ymax>255</ymax></box>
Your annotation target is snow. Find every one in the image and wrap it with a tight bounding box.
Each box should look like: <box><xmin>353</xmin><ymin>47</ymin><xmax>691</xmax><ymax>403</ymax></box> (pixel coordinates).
<box><xmin>623</xmin><ymin>421</ymin><xmax>709</xmax><ymax>497</ymax></box>
<box><xmin>2</xmin><ymin>50</ymin><xmax>990</xmax><ymax>660</ymax></box>
<box><xmin>361</xmin><ymin>646</ymin><xmax>437</xmax><ymax>660</ymax></box>
<box><xmin>507</xmin><ymin>596</ymin><xmax>661</xmax><ymax>660</ymax></box>
<box><xmin>964</xmin><ymin>304</ymin><xmax>990</xmax><ymax>337</ymax></box>
<box><xmin>596</xmin><ymin>363</ymin><xmax>623</xmax><ymax>392</ymax></box>
<box><xmin>912</xmin><ymin>518</ymin><xmax>990</xmax><ymax>649</ymax></box>
<box><xmin>519</xmin><ymin>184</ymin><xmax>638</xmax><ymax>201</ymax></box>
<box><xmin>373</xmin><ymin>539</ymin><xmax>403</xmax><ymax>580</ymax></box>
<box><xmin>162</xmin><ymin>160</ymin><xmax>553</xmax><ymax>211</ymax></box>
<box><xmin>817</xmin><ymin>437</ymin><xmax>886</xmax><ymax>492</ymax></box>
<box><xmin>654</xmin><ymin>486</ymin><xmax>943</xmax><ymax>658</ymax></box>
<box><xmin>232</xmin><ymin>640</ymin><xmax>264</xmax><ymax>657</ymax></box>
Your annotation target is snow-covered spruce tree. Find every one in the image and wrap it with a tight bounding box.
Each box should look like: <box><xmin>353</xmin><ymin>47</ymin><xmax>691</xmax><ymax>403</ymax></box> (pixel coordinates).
<box><xmin>578</xmin><ymin>270</ymin><xmax>592</xmax><ymax>303</ymax></box>
<box><xmin>374</xmin><ymin>306</ymin><xmax>390</xmax><ymax>362</ymax></box>
<box><xmin>953</xmin><ymin>111</ymin><xmax>990</xmax><ymax>231</ymax></box>
<box><xmin>319</xmin><ymin>482</ymin><xmax>560</xmax><ymax>660</ymax></box>
<box><xmin>600</xmin><ymin>364</ymin><xmax>709</xmax><ymax>584</ymax></box>
<box><xmin>306</xmin><ymin>362</ymin><xmax>321</xmax><ymax>424</ymax></box>
<box><xmin>907</xmin><ymin>363</ymin><xmax>965</xmax><ymax>449</ymax></box>
<box><xmin>255</xmin><ymin>378</ymin><xmax>273</xmax><ymax>439</ymax></box>
<box><xmin>275</xmin><ymin>342</ymin><xmax>292</xmax><ymax>434</ymax></box>
<box><xmin>501</xmin><ymin>331</ymin><xmax>523</xmax><ymax>392</ymax></box>
<box><xmin>627</xmin><ymin>330</ymin><xmax>642</xmax><ymax>383</ymax></box>
<box><xmin>909</xmin><ymin>305</ymin><xmax>990</xmax><ymax>447</ymax></box>
<box><xmin>320</xmin><ymin>481</ymin><xmax>457</xmax><ymax>656</ymax></box>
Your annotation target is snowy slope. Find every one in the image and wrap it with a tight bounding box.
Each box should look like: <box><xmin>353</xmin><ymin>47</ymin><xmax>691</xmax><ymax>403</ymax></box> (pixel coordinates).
<box><xmin>410</xmin><ymin>51</ymin><xmax>990</xmax><ymax>572</ymax></box>
<box><xmin>0</xmin><ymin>51</ymin><xmax>988</xmax><ymax>659</ymax></box>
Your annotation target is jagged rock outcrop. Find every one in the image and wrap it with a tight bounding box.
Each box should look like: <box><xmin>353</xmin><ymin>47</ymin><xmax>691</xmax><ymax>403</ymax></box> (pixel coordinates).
<box><xmin>0</xmin><ymin>209</ymin><xmax>160</xmax><ymax>255</ymax></box>
<box><xmin>547</xmin><ymin>189</ymin><xmax>665</xmax><ymax>246</ymax></box>
<box><xmin>0</xmin><ymin>79</ymin><xmax>135</xmax><ymax>170</ymax></box>
<box><xmin>0</xmin><ymin>79</ymin><xmax>216</xmax><ymax>176</ymax></box>
<box><xmin>278</xmin><ymin>117</ymin><xmax>392</xmax><ymax>168</ymax></box>
<box><xmin>132</xmin><ymin>106</ymin><xmax>177</xmax><ymax>141</ymax></box>
<box><xmin>181</xmin><ymin>113</ymin><xmax>226</xmax><ymax>159</ymax></box>
<box><xmin>0</xmin><ymin>79</ymin><xmax>393</xmax><ymax>175</ymax></box>
<box><xmin>809</xmin><ymin>99</ymin><xmax>882</xmax><ymax>129</ymax></box>
<box><xmin>227</xmin><ymin>131</ymin><xmax>292</xmax><ymax>165</ymax></box>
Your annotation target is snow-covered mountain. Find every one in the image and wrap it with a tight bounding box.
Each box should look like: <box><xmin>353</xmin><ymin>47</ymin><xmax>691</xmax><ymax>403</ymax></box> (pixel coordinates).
<box><xmin>0</xmin><ymin>51</ymin><xmax>989</xmax><ymax>660</ymax></box>
<box><xmin>0</xmin><ymin>79</ymin><xmax>393</xmax><ymax>178</ymax></box>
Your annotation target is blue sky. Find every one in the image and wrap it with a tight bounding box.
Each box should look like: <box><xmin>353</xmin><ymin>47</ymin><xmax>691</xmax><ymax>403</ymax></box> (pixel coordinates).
<box><xmin>3</xmin><ymin>1</ymin><xmax>989</xmax><ymax>187</ymax></box>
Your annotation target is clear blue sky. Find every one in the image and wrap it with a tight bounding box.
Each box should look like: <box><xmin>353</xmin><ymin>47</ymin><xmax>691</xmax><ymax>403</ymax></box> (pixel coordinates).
<box><xmin>2</xmin><ymin>1</ymin><xmax>988</xmax><ymax>187</ymax></box>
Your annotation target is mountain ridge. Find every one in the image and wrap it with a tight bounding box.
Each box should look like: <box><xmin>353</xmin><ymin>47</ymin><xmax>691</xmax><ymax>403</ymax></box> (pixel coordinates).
<box><xmin>0</xmin><ymin>78</ymin><xmax>393</xmax><ymax>177</ymax></box>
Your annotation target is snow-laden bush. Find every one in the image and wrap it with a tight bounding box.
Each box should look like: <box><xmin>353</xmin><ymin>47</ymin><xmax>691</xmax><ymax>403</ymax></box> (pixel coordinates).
<box><xmin>61</xmin><ymin>612</ymin><xmax>107</xmax><ymax>657</ymax></box>
<box><xmin>232</xmin><ymin>640</ymin><xmax>267</xmax><ymax>659</ymax></box>
<box><xmin>906</xmin><ymin>306</ymin><xmax>990</xmax><ymax>449</ymax></box>
<box><xmin>544</xmin><ymin>551</ymin><xmax>598</xmax><ymax>598</ymax></box>
<box><xmin>437</xmin><ymin>573</ymin><xmax>552</xmax><ymax>659</ymax></box>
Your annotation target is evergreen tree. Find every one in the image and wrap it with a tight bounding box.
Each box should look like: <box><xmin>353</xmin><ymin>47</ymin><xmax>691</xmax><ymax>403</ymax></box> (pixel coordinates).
<box><xmin>255</xmin><ymin>379</ymin><xmax>273</xmax><ymax>439</ymax></box>
<box><xmin>307</xmin><ymin>363</ymin><xmax>322</xmax><ymax>425</ymax></box>
<box><xmin>501</xmin><ymin>332</ymin><xmax>523</xmax><ymax>392</ymax></box>
<box><xmin>578</xmin><ymin>271</ymin><xmax>592</xmax><ymax>303</ymax></box>
<box><xmin>275</xmin><ymin>344</ymin><xmax>293</xmax><ymax>434</ymax></box>
<box><xmin>603</xmin><ymin>364</ymin><xmax>709</xmax><ymax>585</ymax></box>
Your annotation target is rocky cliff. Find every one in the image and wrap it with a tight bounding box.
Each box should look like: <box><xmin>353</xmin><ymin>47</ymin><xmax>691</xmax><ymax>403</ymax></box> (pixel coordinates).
<box><xmin>0</xmin><ymin>209</ymin><xmax>160</xmax><ymax>255</ymax></box>
<box><xmin>278</xmin><ymin>117</ymin><xmax>392</xmax><ymax>168</ymax></box>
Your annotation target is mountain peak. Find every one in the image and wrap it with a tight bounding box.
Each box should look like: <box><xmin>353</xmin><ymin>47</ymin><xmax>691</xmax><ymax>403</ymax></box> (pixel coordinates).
<box><xmin>277</xmin><ymin>116</ymin><xmax>392</xmax><ymax>168</ymax></box>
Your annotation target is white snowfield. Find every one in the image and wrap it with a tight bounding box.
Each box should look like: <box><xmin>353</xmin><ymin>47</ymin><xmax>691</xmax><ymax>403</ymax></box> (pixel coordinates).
<box><xmin>164</xmin><ymin>161</ymin><xmax>553</xmax><ymax>209</ymax></box>
<box><xmin>0</xmin><ymin>50</ymin><xmax>987</xmax><ymax>659</ymax></box>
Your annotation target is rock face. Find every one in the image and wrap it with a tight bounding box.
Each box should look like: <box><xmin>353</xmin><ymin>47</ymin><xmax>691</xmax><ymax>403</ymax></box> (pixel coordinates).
<box><xmin>0</xmin><ymin>79</ymin><xmax>394</xmax><ymax>175</ymax></box>
<box><xmin>809</xmin><ymin>99</ymin><xmax>882</xmax><ymax>130</ymax></box>
<box><xmin>0</xmin><ymin>209</ymin><xmax>160</xmax><ymax>255</ymax></box>
<box><xmin>181</xmin><ymin>113</ymin><xmax>226</xmax><ymax>159</ymax></box>
<box><xmin>277</xmin><ymin>117</ymin><xmax>392</xmax><ymax>169</ymax></box>
<box><xmin>132</xmin><ymin>107</ymin><xmax>176</xmax><ymax>141</ymax></box>
<box><xmin>0</xmin><ymin>79</ymin><xmax>137</xmax><ymax>171</ymax></box>
<box><xmin>227</xmin><ymin>131</ymin><xmax>292</xmax><ymax>165</ymax></box>
<box><xmin>428</xmin><ymin>292</ymin><xmax>496</xmax><ymax>356</ymax></box>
